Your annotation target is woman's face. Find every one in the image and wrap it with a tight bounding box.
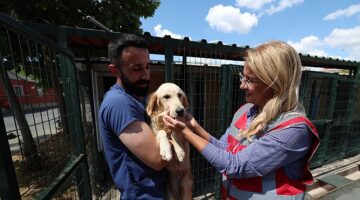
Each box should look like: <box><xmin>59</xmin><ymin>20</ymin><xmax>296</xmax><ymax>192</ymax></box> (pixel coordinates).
<box><xmin>240</xmin><ymin>64</ymin><xmax>274</xmax><ymax>110</ymax></box>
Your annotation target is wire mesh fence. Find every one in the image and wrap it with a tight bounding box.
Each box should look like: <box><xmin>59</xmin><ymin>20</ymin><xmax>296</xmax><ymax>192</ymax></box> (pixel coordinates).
<box><xmin>1</xmin><ymin>27</ymin><xmax>70</xmax><ymax>198</ymax></box>
<box><xmin>51</xmin><ymin>164</ymin><xmax>92</xmax><ymax>200</ymax></box>
<box><xmin>309</xmin><ymin>120</ymin><xmax>330</xmax><ymax>169</ymax></box>
<box><xmin>1</xmin><ymin>12</ymin><xmax>360</xmax><ymax>200</ymax></box>
<box><xmin>299</xmin><ymin>71</ymin><xmax>338</xmax><ymax>120</ymax></box>
<box><xmin>171</xmin><ymin>46</ymin><xmax>243</xmax><ymax>198</ymax></box>
<box><xmin>332</xmin><ymin>77</ymin><xmax>358</xmax><ymax>123</ymax></box>
<box><xmin>0</xmin><ymin>14</ymin><xmax>90</xmax><ymax>199</ymax></box>
<box><xmin>352</xmin><ymin>82</ymin><xmax>360</xmax><ymax>120</ymax></box>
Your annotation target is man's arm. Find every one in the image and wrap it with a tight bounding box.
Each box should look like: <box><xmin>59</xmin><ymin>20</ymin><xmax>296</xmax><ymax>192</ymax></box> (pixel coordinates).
<box><xmin>119</xmin><ymin>120</ymin><xmax>167</xmax><ymax>171</ymax></box>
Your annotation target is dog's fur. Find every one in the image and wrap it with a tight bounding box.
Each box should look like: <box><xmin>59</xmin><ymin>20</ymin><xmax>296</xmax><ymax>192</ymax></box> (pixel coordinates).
<box><xmin>146</xmin><ymin>83</ymin><xmax>193</xmax><ymax>200</ymax></box>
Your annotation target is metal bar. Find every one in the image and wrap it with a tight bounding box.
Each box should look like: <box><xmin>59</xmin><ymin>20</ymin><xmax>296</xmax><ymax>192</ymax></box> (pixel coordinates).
<box><xmin>218</xmin><ymin>65</ymin><xmax>230</xmax><ymax>135</ymax></box>
<box><xmin>0</xmin><ymin>110</ymin><xmax>21</xmax><ymax>200</ymax></box>
<box><xmin>182</xmin><ymin>55</ymin><xmax>190</xmax><ymax>94</ymax></box>
<box><xmin>215</xmin><ymin>65</ymin><xmax>230</xmax><ymax>200</ymax></box>
<box><xmin>57</xmin><ymin>30</ymin><xmax>92</xmax><ymax>199</ymax></box>
<box><xmin>226</xmin><ymin>67</ymin><xmax>235</xmax><ymax>124</ymax></box>
<box><xmin>63</xmin><ymin>57</ymin><xmax>92</xmax><ymax>198</ymax></box>
<box><xmin>35</xmin><ymin>154</ymin><xmax>85</xmax><ymax>200</ymax></box>
<box><xmin>85</xmin><ymin>52</ymin><xmax>98</xmax><ymax>148</ymax></box>
<box><xmin>85</xmin><ymin>16</ymin><xmax>112</xmax><ymax>32</ymax></box>
<box><xmin>66</xmin><ymin>56</ymin><xmax>92</xmax><ymax>198</ymax></box>
<box><xmin>165</xmin><ymin>44</ymin><xmax>174</xmax><ymax>82</ymax></box>
<box><xmin>23</xmin><ymin>21</ymin><xmax>360</xmax><ymax>69</ymax></box>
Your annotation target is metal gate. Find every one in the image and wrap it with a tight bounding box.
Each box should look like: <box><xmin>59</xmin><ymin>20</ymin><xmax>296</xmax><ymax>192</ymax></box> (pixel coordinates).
<box><xmin>0</xmin><ymin>13</ymin><xmax>91</xmax><ymax>199</ymax></box>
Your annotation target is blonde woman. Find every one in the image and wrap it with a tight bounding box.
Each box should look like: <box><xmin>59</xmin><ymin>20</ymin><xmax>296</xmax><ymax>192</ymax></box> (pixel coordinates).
<box><xmin>164</xmin><ymin>41</ymin><xmax>320</xmax><ymax>199</ymax></box>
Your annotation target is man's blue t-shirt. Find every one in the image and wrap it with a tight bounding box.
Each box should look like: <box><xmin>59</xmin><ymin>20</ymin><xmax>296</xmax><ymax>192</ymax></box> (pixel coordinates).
<box><xmin>98</xmin><ymin>83</ymin><xmax>167</xmax><ymax>199</ymax></box>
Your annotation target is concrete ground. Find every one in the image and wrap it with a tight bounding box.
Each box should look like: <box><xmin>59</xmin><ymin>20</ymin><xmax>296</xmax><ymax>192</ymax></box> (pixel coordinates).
<box><xmin>306</xmin><ymin>154</ymin><xmax>360</xmax><ymax>200</ymax></box>
<box><xmin>317</xmin><ymin>179</ymin><xmax>360</xmax><ymax>200</ymax></box>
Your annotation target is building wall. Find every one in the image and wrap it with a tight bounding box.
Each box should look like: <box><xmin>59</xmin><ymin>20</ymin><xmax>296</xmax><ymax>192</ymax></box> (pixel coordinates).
<box><xmin>0</xmin><ymin>79</ymin><xmax>58</xmax><ymax>109</ymax></box>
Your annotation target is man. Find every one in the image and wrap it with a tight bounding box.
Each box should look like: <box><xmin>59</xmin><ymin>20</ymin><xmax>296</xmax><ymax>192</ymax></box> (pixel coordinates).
<box><xmin>98</xmin><ymin>35</ymin><xmax>168</xmax><ymax>199</ymax></box>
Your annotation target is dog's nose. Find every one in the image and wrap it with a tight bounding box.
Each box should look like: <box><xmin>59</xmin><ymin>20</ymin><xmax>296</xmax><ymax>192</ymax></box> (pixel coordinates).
<box><xmin>176</xmin><ymin>108</ymin><xmax>184</xmax><ymax>116</ymax></box>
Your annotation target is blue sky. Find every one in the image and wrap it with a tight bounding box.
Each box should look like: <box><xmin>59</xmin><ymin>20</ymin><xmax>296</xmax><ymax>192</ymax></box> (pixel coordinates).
<box><xmin>141</xmin><ymin>0</ymin><xmax>360</xmax><ymax>61</ymax></box>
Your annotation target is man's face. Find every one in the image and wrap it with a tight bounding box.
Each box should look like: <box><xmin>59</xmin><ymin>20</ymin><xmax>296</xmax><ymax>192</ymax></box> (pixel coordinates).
<box><xmin>118</xmin><ymin>47</ymin><xmax>150</xmax><ymax>97</ymax></box>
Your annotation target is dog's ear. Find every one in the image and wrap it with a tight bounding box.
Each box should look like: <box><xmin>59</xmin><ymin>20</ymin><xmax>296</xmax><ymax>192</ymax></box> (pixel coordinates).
<box><xmin>146</xmin><ymin>92</ymin><xmax>158</xmax><ymax>116</ymax></box>
<box><xmin>182</xmin><ymin>93</ymin><xmax>189</xmax><ymax>109</ymax></box>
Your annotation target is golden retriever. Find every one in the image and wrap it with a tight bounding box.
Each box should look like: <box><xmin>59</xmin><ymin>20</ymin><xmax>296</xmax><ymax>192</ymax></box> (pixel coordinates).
<box><xmin>146</xmin><ymin>82</ymin><xmax>193</xmax><ymax>200</ymax></box>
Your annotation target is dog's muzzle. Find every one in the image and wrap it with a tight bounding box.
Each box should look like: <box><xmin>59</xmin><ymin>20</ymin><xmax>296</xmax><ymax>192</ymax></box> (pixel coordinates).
<box><xmin>175</xmin><ymin>108</ymin><xmax>184</xmax><ymax>117</ymax></box>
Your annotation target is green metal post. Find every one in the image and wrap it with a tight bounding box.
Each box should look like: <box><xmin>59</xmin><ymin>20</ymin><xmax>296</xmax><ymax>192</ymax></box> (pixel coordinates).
<box><xmin>180</xmin><ymin>54</ymin><xmax>190</xmax><ymax>95</ymax></box>
<box><xmin>0</xmin><ymin>111</ymin><xmax>21</xmax><ymax>200</ymax></box>
<box><xmin>165</xmin><ymin>45</ymin><xmax>174</xmax><ymax>82</ymax></box>
<box><xmin>218</xmin><ymin>65</ymin><xmax>230</xmax><ymax>138</ymax></box>
<box><xmin>215</xmin><ymin>65</ymin><xmax>230</xmax><ymax>200</ymax></box>
<box><xmin>56</xmin><ymin>31</ymin><xmax>92</xmax><ymax>199</ymax></box>
<box><xmin>226</xmin><ymin>66</ymin><xmax>236</xmax><ymax>124</ymax></box>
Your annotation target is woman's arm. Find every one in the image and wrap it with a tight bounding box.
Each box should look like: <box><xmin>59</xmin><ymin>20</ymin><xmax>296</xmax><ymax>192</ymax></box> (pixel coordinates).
<box><xmin>203</xmin><ymin>124</ymin><xmax>313</xmax><ymax>178</ymax></box>
<box><xmin>165</xmin><ymin>115</ymin><xmax>312</xmax><ymax>178</ymax></box>
<box><xmin>182</xmin><ymin>113</ymin><xmax>211</xmax><ymax>141</ymax></box>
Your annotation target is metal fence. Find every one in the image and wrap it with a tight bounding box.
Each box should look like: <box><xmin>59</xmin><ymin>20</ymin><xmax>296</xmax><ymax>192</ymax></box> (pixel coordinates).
<box><xmin>1</xmin><ymin>12</ymin><xmax>360</xmax><ymax>200</ymax></box>
<box><xmin>170</xmin><ymin>50</ymin><xmax>244</xmax><ymax>198</ymax></box>
<box><xmin>219</xmin><ymin>66</ymin><xmax>360</xmax><ymax>170</ymax></box>
<box><xmin>0</xmin><ymin>13</ymin><xmax>91</xmax><ymax>199</ymax></box>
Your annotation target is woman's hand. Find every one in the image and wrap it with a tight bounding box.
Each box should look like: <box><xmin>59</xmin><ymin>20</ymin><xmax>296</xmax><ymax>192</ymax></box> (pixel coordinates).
<box><xmin>163</xmin><ymin>115</ymin><xmax>188</xmax><ymax>132</ymax></box>
<box><xmin>164</xmin><ymin>113</ymin><xmax>199</xmax><ymax>131</ymax></box>
<box><xmin>164</xmin><ymin>113</ymin><xmax>210</xmax><ymax>151</ymax></box>
<box><xmin>183</xmin><ymin>113</ymin><xmax>199</xmax><ymax>131</ymax></box>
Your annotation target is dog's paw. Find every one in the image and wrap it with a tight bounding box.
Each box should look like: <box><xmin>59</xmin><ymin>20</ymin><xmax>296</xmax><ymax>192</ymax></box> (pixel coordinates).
<box><xmin>160</xmin><ymin>142</ymin><xmax>172</xmax><ymax>161</ymax></box>
<box><xmin>177</xmin><ymin>149</ymin><xmax>185</xmax><ymax>162</ymax></box>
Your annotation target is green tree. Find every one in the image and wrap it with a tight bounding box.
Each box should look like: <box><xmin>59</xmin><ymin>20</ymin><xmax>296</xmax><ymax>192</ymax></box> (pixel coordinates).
<box><xmin>0</xmin><ymin>0</ymin><xmax>160</xmax><ymax>172</ymax></box>
<box><xmin>1</xmin><ymin>0</ymin><xmax>160</xmax><ymax>34</ymax></box>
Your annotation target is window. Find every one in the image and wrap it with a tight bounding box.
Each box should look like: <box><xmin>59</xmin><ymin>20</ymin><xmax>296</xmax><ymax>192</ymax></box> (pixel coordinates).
<box><xmin>37</xmin><ymin>88</ymin><xmax>43</xmax><ymax>96</ymax></box>
<box><xmin>13</xmin><ymin>85</ymin><xmax>24</xmax><ymax>96</ymax></box>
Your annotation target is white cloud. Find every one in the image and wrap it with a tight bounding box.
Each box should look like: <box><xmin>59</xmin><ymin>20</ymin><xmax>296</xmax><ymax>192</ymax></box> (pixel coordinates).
<box><xmin>324</xmin><ymin>26</ymin><xmax>360</xmax><ymax>60</ymax></box>
<box><xmin>266</xmin><ymin>0</ymin><xmax>304</xmax><ymax>15</ymax></box>
<box><xmin>153</xmin><ymin>24</ymin><xmax>183</xmax><ymax>39</ymax></box>
<box><xmin>235</xmin><ymin>0</ymin><xmax>275</xmax><ymax>10</ymax></box>
<box><xmin>324</xmin><ymin>3</ymin><xmax>360</xmax><ymax>20</ymax></box>
<box><xmin>288</xmin><ymin>35</ymin><xmax>328</xmax><ymax>57</ymax></box>
<box><xmin>235</xmin><ymin>0</ymin><xmax>303</xmax><ymax>16</ymax></box>
<box><xmin>205</xmin><ymin>4</ymin><xmax>258</xmax><ymax>34</ymax></box>
<box><xmin>287</xmin><ymin>26</ymin><xmax>360</xmax><ymax>61</ymax></box>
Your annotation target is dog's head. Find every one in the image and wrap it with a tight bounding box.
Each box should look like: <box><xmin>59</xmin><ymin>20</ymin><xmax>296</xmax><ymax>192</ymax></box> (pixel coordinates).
<box><xmin>146</xmin><ymin>83</ymin><xmax>188</xmax><ymax>118</ymax></box>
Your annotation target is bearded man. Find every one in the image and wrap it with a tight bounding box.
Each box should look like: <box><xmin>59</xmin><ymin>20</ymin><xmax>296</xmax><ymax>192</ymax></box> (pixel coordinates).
<box><xmin>98</xmin><ymin>35</ymin><xmax>168</xmax><ymax>200</ymax></box>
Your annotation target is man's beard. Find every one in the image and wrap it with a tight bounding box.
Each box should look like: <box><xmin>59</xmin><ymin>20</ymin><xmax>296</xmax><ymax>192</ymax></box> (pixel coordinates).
<box><xmin>120</xmin><ymin>73</ymin><xmax>149</xmax><ymax>97</ymax></box>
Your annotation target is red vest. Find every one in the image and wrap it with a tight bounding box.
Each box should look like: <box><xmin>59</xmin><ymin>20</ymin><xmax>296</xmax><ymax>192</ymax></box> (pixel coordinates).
<box><xmin>221</xmin><ymin>104</ymin><xmax>320</xmax><ymax>199</ymax></box>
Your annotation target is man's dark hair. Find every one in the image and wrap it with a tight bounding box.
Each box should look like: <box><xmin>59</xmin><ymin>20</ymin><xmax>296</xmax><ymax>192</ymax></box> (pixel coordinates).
<box><xmin>108</xmin><ymin>34</ymin><xmax>148</xmax><ymax>67</ymax></box>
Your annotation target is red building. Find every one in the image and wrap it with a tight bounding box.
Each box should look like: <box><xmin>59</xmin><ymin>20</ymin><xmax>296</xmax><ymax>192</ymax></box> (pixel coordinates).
<box><xmin>0</xmin><ymin>71</ymin><xmax>58</xmax><ymax>110</ymax></box>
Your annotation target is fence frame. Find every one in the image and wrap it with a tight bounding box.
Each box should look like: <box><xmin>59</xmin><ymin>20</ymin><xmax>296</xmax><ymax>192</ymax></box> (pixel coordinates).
<box><xmin>0</xmin><ymin>12</ymin><xmax>91</xmax><ymax>199</ymax></box>
<box><xmin>2</xmin><ymin>11</ymin><xmax>360</xmax><ymax>199</ymax></box>
<box><xmin>0</xmin><ymin>110</ymin><xmax>21</xmax><ymax>199</ymax></box>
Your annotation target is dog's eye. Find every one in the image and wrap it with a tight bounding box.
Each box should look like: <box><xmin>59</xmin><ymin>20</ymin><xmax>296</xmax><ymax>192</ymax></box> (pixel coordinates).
<box><xmin>178</xmin><ymin>93</ymin><xmax>182</xmax><ymax>98</ymax></box>
<box><xmin>163</xmin><ymin>95</ymin><xmax>170</xmax><ymax>99</ymax></box>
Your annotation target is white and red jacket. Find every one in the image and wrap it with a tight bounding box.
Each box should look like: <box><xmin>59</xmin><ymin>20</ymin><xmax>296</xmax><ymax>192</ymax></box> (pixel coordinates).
<box><xmin>201</xmin><ymin>103</ymin><xmax>320</xmax><ymax>200</ymax></box>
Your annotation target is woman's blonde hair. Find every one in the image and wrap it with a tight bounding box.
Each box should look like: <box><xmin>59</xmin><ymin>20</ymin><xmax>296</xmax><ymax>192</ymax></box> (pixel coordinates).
<box><xmin>241</xmin><ymin>40</ymin><xmax>303</xmax><ymax>140</ymax></box>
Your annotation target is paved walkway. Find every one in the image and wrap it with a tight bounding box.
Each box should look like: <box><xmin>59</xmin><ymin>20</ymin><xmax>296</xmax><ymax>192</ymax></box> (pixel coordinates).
<box><xmin>316</xmin><ymin>179</ymin><xmax>360</xmax><ymax>200</ymax></box>
<box><xmin>4</xmin><ymin>107</ymin><xmax>60</xmax><ymax>153</ymax></box>
<box><xmin>306</xmin><ymin>154</ymin><xmax>360</xmax><ymax>199</ymax></box>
